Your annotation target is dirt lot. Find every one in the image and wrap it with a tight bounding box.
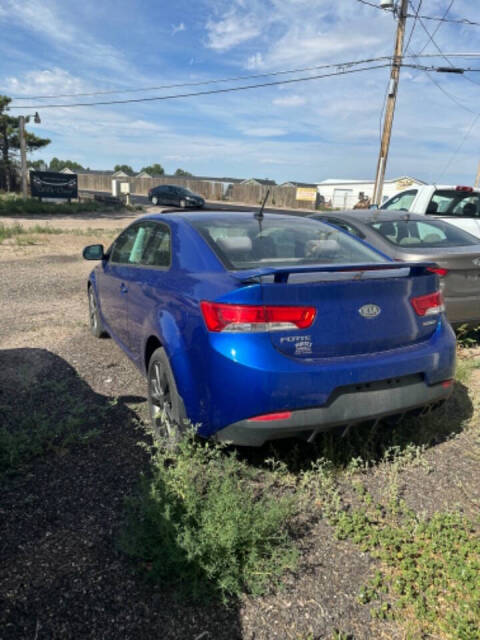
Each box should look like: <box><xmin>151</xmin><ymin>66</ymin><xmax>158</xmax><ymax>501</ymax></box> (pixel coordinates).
<box><xmin>1</xmin><ymin>211</ymin><xmax>479</xmax><ymax>640</ymax></box>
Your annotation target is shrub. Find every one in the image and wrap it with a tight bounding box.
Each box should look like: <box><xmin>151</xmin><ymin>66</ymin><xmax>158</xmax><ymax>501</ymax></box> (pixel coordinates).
<box><xmin>0</xmin><ymin>196</ymin><xmax>120</xmax><ymax>215</ymax></box>
<box><xmin>119</xmin><ymin>435</ymin><xmax>298</xmax><ymax>602</ymax></box>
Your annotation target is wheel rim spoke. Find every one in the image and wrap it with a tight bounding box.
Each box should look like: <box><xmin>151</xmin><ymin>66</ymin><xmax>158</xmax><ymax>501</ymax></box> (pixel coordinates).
<box><xmin>149</xmin><ymin>359</ymin><xmax>178</xmax><ymax>441</ymax></box>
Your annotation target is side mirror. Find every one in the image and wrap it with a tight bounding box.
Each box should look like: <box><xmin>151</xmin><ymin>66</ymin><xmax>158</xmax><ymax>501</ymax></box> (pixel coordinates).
<box><xmin>83</xmin><ymin>244</ymin><xmax>105</xmax><ymax>260</ymax></box>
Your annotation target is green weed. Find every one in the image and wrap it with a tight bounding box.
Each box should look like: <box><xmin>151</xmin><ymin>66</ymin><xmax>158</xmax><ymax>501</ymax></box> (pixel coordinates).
<box><xmin>0</xmin><ymin>377</ymin><xmax>105</xmax><ymax>477</ymax></box>
<box><xmin>0</xmin><ymin>222</ymin><xmax>64</xmax><ymax>241</ymax></box>
<box><xmin>119</xmin><ymin>434</ymin><xmax>299</xmax><ymax>603</ymax></box>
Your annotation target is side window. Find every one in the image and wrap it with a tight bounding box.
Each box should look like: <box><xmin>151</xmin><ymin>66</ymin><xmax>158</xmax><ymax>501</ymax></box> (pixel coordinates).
<box><xmin>326</xmin><ymin>218</ymin><xmax>364</xmax><ymax>238</ymax></box>
<box><xmin>381</xmin><ymin>190</ymin><xmax>418</xmax><ymax>211</ymax></box>
<box><xmin>140</xmin><ymin>224</ymin><xmax>171</xmax><ymax>267</ymax></box>
<box><xmin>110</xmin><ymin>223</ymin><xmax>157</xmax><ymax>265</ymax></box>
<box><xmin>110</xmin><ymin>225</ymin><xmax>141</xmax><ymax>264</ymax></box>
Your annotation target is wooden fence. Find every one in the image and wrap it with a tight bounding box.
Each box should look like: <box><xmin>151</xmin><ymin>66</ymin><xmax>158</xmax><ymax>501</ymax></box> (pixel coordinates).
<box><xmin>77</xmin><ymin>173</ymin><xmax>318</xmax><ymax>210</ymax></box>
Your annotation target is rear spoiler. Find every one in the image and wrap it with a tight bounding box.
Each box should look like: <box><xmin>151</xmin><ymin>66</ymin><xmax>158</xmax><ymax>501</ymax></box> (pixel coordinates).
<box><xmin>235</xmin><ymin>262</ymin><xmax>438</xmax><ymax>284</ymax></box>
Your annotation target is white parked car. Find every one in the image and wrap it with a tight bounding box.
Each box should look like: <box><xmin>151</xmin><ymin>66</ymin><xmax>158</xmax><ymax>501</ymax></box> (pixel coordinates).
<box><xmin>380</xmin><ymin>185</ymin><xmax>480</xmax><ymax>238</ymax></box>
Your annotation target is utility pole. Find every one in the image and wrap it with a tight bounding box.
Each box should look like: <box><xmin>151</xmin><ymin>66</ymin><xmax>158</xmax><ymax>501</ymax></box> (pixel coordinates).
<box><xmin>18</xmin><ymin>112</ymin><xmax>41</xmax><ymax>199</ymax></box>
<box><xmin>19</xmin><ymin>115</ymin><xmax>28</xmax><ymax>199</ymax></box>
<box><xmin>372</xmin><ymin>0</ymin><xmax>409</xmax><ymax>206</ymax></box>
<box><xmin>475</xmin><ymin>161</ymin><xmax>480</xmax><ymax>189</ymax></box>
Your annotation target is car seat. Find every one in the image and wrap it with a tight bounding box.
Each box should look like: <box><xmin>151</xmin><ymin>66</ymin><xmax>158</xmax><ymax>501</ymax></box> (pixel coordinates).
<box><xmin>421</xmin><ymin>233</ymin><xmax>443</xmax><ymax>243</ymax></box>
<box><xmin>426</xmin><ymin>201</ymin><xmax>439</xmax><ymax>214</ymax></box>
<box><xmin>377</xmin><ymin>221</ymin><xmax>397</xmax><ymax>242</ymax></box>
<box><xmin>463</xmin><ymin>202</ymin><xmax>478</xmax><ymax>217</ymax></box>
<box><xmin>252</xmin><ymin>235</ymin><xmax>277</xmax><ymax>260</ymax></box>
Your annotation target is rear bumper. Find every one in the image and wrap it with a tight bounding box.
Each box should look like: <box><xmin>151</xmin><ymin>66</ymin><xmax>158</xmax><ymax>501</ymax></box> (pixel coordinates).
<box><xmin>175</xmin><ymin>318</ymin><xmax>456</xmax><ymax>442</ymax></box>
<box><xmin>216</xmin><ymin>376</ymin><xmax>453</xmax><ymax>447</ymax></box>
<box><xmin>445</xmin><ymin>295</ymin><xmax>480</xmax><ymax>326</ymax></box>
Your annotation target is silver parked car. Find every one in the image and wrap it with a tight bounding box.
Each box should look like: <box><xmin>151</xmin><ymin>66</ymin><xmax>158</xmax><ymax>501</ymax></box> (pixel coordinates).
<box><xmin>310</xmin><ymin>210</ymin><xmax>480</xmax><ymax>326</ymax></box>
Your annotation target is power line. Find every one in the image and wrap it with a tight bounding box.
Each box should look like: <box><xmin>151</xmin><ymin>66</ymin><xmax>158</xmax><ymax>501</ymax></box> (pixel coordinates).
<box><xmin>417</xmin><ymin>0</ymin><xmax>454</xmax><ymax>55</ymax></box>
<box><xmin>10</xmin><ymin>53</ymin><xmax>480</xmax><ymax>103</ymax></box>
<box><xmin>408</xmin><ymin>1</ymin><xmax>480</xmax><ymax>86</ymax></box>
<box><xmin>439</xmin><ymin>112</ymin><xmax>480</xmax><ymax>180</ymax></box>
<box><xmin>8</xmin><ymin>63</ymin><xmax>392</xmax><ymax>110</ymax></box>
<box><xmin>404</xmin><ymin>0</ymin><xmax>423</xmax><ymax>52</ymax></box>
<box><xmin>11</xmin><ymin>55</ymin><xmax>393</xmax><ymax>100</ymax></box>
<box><xmin>354</xmin><ymin>0</ymin><xmax>480</xmax><ymax>26</ymax></box>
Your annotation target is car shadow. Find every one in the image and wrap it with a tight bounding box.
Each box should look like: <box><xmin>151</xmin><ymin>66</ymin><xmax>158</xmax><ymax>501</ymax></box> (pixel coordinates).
<box><xmin>0</xmin><ymin>348</ymin><xmax>242</xmax><ymax>640</ymax></box>
<box><xmin>236</xmin><ymin>380</ymin><xmax>474</xmax><ymax>474</ymax></box>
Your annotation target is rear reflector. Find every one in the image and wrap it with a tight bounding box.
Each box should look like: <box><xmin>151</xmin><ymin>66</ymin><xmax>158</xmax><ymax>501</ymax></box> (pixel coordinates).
<box><xmin>410</xmin><ymin>291</ymin><xmax>445</xmax><ymax>316</ymax></box>
<box><xmin>200</xmin><ymin>301</ymin><xmax>316</xmax><ymax>332</ymax></box>
<box><xmin>248</xmin><ymin>411</ymin><xmax>292</xmax><ymax>422</ymax></box>
<box><xmin>456</xmin><ymin>186</ymin><xmax>474</xmax><ymax>193</ymax></box>
<box><xmin>441</xmin><ymin>380</ymin><xmax>454</xmax><ymax>388</ymax></box>
<box><xmin>427</xmin><ymin>267</ymin><xmax>448</xmax><ymax>277</ymax></box>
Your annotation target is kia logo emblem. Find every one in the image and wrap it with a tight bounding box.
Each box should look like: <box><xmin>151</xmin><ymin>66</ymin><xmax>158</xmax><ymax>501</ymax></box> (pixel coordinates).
<box><xmin>359</xmin><ymin>304</ymin><xmax>381</xmax><ymax>319</ymax></box>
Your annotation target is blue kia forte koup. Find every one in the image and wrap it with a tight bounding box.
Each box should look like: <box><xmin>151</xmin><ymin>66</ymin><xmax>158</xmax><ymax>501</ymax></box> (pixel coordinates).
<box><xmin>83</xmin><ymin>211</ymin><xmax>456</xmax><ymax>446</ymax></box>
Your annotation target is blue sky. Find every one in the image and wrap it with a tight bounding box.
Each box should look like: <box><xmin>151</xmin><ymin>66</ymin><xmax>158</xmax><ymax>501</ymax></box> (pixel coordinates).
<box><xmin>1</xmin><ymin>0</ymin><xmax>480</xmax><ymax>184</ymax></box>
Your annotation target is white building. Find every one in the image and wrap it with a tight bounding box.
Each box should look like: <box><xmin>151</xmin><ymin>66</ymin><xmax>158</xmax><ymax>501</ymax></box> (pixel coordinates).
<box><xmin>317</xmin><ymin>176</ymin><xmax>426</xmax><ymax>209</ymax></box>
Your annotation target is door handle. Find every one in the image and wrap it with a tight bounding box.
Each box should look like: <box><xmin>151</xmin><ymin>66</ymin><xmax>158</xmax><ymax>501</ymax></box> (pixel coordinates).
<box><xmin>120</xmin><ymin>283</ymin><xmax>128</xmax><ymax>294</ymax></box>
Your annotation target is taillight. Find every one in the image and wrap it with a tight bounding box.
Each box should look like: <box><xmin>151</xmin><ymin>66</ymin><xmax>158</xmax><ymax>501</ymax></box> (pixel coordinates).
<box><xmin>248</xmin><ymin>411</ymin><xmax>292</xmax><ymax>422</ymax></box>
<box><xmin>200</xmin><ymin>301</ymin><xmax>316</xmax><ymax>332</ymax></box>
<box><xmin>427</xmin><ymin>267</ymin><xmax>448</xmax><ymax>277</ymax></box>
<box><xmin>410</xmin><ymin>291</ymin><xmax>445</xmax><ymax>316</ymax></box>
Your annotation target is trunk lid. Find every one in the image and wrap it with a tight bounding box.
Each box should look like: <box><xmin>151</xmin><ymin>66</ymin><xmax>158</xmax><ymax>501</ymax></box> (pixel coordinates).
<box><xmin>400</xmin><ymin>247</ymin><xmax>480</xmax><ymax>298</ymax></box>
<box><xmin>231</xmin><ymin>263</ymin><xmax>441</xmax><ymax>358</ymax></box>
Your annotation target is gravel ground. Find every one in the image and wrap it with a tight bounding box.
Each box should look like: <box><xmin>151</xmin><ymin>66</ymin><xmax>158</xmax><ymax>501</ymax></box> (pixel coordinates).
<box><xmin>1</xmin><ymin>213</ymin><xmax>479</xmax><ymax>640</ymax></box>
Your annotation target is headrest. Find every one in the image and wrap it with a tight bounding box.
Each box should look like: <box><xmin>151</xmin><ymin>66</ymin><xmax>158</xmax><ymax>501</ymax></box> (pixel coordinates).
<box><xmin>378</xmin><ymin>221</ymin><xmax>396</xmax><ymax>235</ymax></box>
<box><xmin>216</xmin><ymin>236</ymin><xmax>252</xmax><ymax>253</ymax></box>
<box><xmin>306</xmin><ymin>238</ymin><xmax>340</xmax><ymax>257</ymax></box>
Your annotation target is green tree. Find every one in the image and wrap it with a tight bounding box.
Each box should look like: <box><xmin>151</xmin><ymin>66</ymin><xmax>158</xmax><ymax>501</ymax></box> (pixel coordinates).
<box><xmin>140</xmin><ymin>163</ymin><xmax>165</xmax><ymax>176</ymax></box>
<box><xmin>114</xmin><ymin>164</ymin><xmax>135</xmax><ymax>175</ymax></box>
<box><xmin>49</xmin><ymin>158</ymin><xmax>84</xmax><ymax>172</ymax></box>
<box><xmin>0</xmin><ymin>95</ymin><xmax>50</xmax><ymax>191</ymax></box>
<box><xmin>28</xmin><ymin>159</ymin><xmax>48</xmax><ymax>171</ymax></box>
<box><xmin>174</xmin><ymin>168</ymin><xmax>193</xmax><ymax>177</ymax></box>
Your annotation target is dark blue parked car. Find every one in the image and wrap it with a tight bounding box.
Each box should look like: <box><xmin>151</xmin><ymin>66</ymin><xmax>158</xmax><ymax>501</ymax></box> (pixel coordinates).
<box><xmin>83</xmin><ymin>211</ymin><xmax>456</xmax><ymax>446</ymax></box>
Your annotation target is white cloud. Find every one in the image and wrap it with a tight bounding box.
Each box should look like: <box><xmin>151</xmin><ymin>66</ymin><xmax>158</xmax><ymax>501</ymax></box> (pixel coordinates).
<box><xmin>2</xmin><ymin>0</ymin><xmax>133</xmax><ymax>75</ymax></box>
<box><xmin>206</xmin><ymin>9</ymin><xmax>263</xmax><ymax>51</ymax></box>
<box><xmin>272</xmin><ymin>94</ymin><xmax>306</xmax><ymax>107</ymax></box>
<box><xmin>246</xmin><ymin>53</ymin><xmax>263</xmax><ymax>69</ymax></box>
<box><xmin>172</xmin><ymin>22</ymin><xmax>186</xmax><ymax>35</ymax></box>
<box><xmin>242</xmin><ymin>127</ymin><xmax>287</xmax><ymax>136</ymax></box>
<box><xmin>5</xmin><ymin>68</ymin><xmax>89</xmax><ymax>97</ymax></box>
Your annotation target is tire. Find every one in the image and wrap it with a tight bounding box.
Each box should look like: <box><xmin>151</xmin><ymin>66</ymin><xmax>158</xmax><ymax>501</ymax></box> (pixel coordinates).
<box><xmin>88</xmin><ymin>285</ymin><xmax>107</xmax><ymax>338</ymax></box>
<box><xmin>179</xmin><ymin>199</ymin><xmax>187</xmax><ymax>209</ymax></box>
<box><xmin>147</xmin><ymin>347</ymin><xmax>186</xmax><ymax>446</ymax></box>
<box><xmin>151</xmin><ymin>195</ymin><xmax>159</xmax><ymax>206</ymax></box>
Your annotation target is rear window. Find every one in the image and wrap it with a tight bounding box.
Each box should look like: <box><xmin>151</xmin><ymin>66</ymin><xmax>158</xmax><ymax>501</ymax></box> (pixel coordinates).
<box><xmin>370</xmin><ymin>219</ymin><xmax>478</xmax><ymax>248</ymax></box>
<box><xmin>428</xmin><ymin>190</ymin><xmax>480</xmax><ymax>217</ymax></box>
<box><xmin>190</xmin><ymin>216</ymin><xmax>385</xmax><ymax>269</ymax></box>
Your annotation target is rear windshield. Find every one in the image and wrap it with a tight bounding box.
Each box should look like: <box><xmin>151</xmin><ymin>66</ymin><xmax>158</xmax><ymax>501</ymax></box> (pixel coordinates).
<box><xmin>429</xmin><ymin>190</ymin><xmax>480</xmax><ymax>216</ymax></box>
<box><xmin>370</xmin><ymin>219</ymin><xmax>478</xmax><ymax>248</ymax></box>
<box><xmin>190</xmin><ymin>216</ymin><xmax>385</xmax><ymax>269</ymax></box>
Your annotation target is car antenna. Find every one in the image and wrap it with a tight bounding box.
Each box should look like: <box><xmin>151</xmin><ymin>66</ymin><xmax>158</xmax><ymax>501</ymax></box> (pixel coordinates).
<box><xmin>255</xmin><ymin>189</ymin><xmax>270</xmax><ymax>221</ymax></box>
<box><xmin>254</xmin><ymin>190</ymin><xmax>269</xmax><ymax>233</ymax></box>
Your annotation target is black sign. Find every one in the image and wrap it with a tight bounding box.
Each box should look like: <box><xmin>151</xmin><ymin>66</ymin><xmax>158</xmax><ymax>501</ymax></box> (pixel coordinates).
<box><xmin>30</xmin><ymin>171</ymin><xmax>78</xmax><ymax>199</ymax></box>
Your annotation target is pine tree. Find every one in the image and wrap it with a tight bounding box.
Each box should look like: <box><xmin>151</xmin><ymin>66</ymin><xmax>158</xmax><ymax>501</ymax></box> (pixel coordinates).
<box><xmin>0</xmin><ymin>95</ymin><xmax>51</xmax><ymax>192</ymax></box>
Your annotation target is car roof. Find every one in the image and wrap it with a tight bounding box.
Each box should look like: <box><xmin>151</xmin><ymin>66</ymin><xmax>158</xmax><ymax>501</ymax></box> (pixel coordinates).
<box><xmin>312</xmin><ymin>210</ymin><xmax>448</xmax><ymax>224</ymax></box>
<box><xmin>143</xmin><ymin>210</ymin><xmax>304</xmax><ymax>224</ymax></box>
